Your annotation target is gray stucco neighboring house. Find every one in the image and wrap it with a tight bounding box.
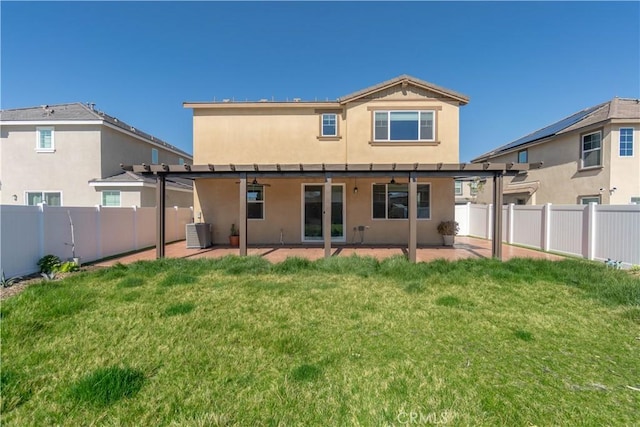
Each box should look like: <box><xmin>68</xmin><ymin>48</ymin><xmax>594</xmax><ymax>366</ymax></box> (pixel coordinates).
<box><xmin>471</xmin><ymin>97</ymin><xmax>640</xmax><ymax>205</ymax></box>
<box><xmin>0</xmin><ymin>102</ymin><xmax>193</xmax><ymax>207</ymax></box>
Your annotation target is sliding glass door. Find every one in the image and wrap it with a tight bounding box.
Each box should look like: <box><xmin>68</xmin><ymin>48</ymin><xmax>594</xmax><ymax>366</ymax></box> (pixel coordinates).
<box><xmin>302</xmin><ymin>184</ymin><xmax>345</xmax><ymax>242</ymax></box>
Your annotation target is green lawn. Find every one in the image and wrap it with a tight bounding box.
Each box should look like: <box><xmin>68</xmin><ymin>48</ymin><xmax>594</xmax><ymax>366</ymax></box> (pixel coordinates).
<box><xmin>1</xmin><ymin>256</ymin><xmax>639</xmax><ymax>426</ymax></box>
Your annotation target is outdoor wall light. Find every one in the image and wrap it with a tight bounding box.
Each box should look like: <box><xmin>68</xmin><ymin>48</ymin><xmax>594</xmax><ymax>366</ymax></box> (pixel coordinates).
<box><xmin>12</xmin><ymin>194</ymin><xmax>17</xmax><ymax>201</ymax></box>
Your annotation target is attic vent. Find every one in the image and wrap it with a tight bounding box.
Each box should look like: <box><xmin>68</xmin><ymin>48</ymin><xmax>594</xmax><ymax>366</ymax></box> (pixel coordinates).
<box><xmin>114</xmin><ymin>118</ymin><xmax>119</xmax><ymax>123</ymax></box>
<box><xmin>130</xmin><ymin>126</ymin><xmax>136</xmax><ymax>132</ymax></box>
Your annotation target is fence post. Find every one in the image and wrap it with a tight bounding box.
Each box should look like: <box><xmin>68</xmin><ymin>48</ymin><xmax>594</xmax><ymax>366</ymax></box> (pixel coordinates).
<box><xmin>587</xmin><ymin>202</ymin><xmax>597</xmax><ymax>260</ymax></box>
<box><xmin>95</xmin><ymin>205</ymin><xmax>102</xmax><ymax>260</ymax></box>
<box><xmin>487</xmin><ymin>204</ymin><xmax>493</xmax><ymax>239</ymax></box>
<box><xmin>542</xmin><ymin>203</ymin><xmax>552</xmax><ymax>251</ymax></box>
<box><xmin>466</xmin><ymin>202</ymin><xmax>471</xmax><ymax>237</ymax></box>
<box><xmin>38</xmin><ymin>203</ymin><xmax>46</xmax><ymax>259</ymax></box>
<box><xmin>507</xmin><ymin>203</ymin><xmax>514</xmax><ymax>244</ymax></box>
<box><xmin>132</xmin><ymin>205</ymin><xmax>138</xmax><ymax>251</ymax></box>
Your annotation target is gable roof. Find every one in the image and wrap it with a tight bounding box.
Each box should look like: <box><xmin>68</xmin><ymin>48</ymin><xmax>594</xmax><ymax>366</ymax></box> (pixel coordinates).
<box><xmin>472</xmin><ymin>97</ymin><xmax>640</xmax><ymax>162</ymax></box>
<box><xmin>0</xmin><ymin>103</ymin><xmax>192</xmax><ymax>159</ymax></box>
<box><xmin>338</xmin><ymin>74</ymin><xmax>469</xmax><ymax>105</ymax></box>
<box><xmin>184</xmin><ymin>74</ymin><xmax>469</xmax><ymax>107</ymax></box>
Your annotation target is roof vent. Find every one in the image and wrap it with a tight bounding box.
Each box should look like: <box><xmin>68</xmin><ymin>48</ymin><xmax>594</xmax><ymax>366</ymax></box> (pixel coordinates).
<box><xmin>222</xmin><ymin>99</ymin><xmax>231</xmax><ymax>103</ymax></box>
<box><xmin>259</xmin><ymin>98</ymin><xmax>268</xmax><ymax>102</ymax></box>
<box><xmin>293</xmin><ymin>98</ymin><xmax>301</xmax><ymax>102</ymax></box>
<box><xmin>130</xmin><ymin>126</ymin><xmax>136</xmax><ymax>132</ymax></box>
<box><xmin>114</xmin><ymin>118</ymin><xmax>118</xmax><ymax>123</ymax></box>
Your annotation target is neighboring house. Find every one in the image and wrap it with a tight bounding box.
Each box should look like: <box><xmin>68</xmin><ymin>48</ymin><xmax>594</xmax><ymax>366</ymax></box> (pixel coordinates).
<box><xmin>0</xmin><ymin>103</ymin><xmax>193</xmax><ymax>207</ymax></box>
<box><xmin>454</xmin><ymin>178</ymin><xmax>481</xmax><ymax>204</ymax></box>
<box><xmin>472</xmin><ymin>97</ymin><xmax>640</xmax><ymax>205</ymax></box>
<box><xmin>183</xmin><ymin>75</ymin><xmax>471</xmax><ymax>245</ymax></box>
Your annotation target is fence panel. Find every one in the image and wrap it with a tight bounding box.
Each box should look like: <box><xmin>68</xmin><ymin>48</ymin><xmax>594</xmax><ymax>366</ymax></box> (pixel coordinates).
<box><xmin>595</xmin><ymin>205</ymin><xmax>640</xmax><ymax>265</ymax></box>
<box><xmin>0</xmin><ymin>206</ymin><xmax>41</xmax><ymax>277</ymax></box>
<box><xmin>468</xmin><ymin>204</ymin><xmax>488</xmax><ymax>237</ymax></box>
<box><xmin>100</xmin><ymin>208</ymin><xmax>136</xmax><ymax>259</ymax></box>
<box><xmin>549</xmin><ymin>205</ymin><xmax>586</xmax><ymax>257</ymax></box>
<box><xmin>455</xmin><ymin>205</ymin><xmax>469</xmax><ymax>236</ymax></box>
<box><xmin>511</xmin><ymin>206</ymin><xmax>543</xmax><ymax>249</ymax></box>
<box><xmin>136</xmin><ymin>208</ymin><xmax>156</xmax><ymax>249</ymax></box>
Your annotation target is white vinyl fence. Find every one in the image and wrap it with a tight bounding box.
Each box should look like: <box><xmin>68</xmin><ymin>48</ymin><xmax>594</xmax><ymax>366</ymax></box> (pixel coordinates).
<box><xmin>0</xmin><ymin>205</ymin><xmax>193</xmax><ymax>277</ymax></box>
<box><xmin>456</xmin><ymin>203</ymin><xmax>640</xmax><ymax>267</ymax></box>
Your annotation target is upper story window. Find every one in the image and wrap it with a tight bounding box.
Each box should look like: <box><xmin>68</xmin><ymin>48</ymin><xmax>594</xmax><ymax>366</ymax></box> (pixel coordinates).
<box><xmin>26</xmin><ymin>191</ymin><xmax>61</xmax><ymax>206</ymax></box>
<box><xmin>518</xmin><ymin>149</ymin><xmax>528</xmax><ymax>163</ymax></box>
<box><xmin>247</xmin><ymin>185</ymin><xmax>264</xmax><ymax>219</ymax></box>
<box><xmin>374</xmin><ymin>111</ymin><xmax>435</xmax><ymax>141</ymax></box>
<box><xmin>470</xmin><ymin>181</ymin><xmax>478</xmax><ymax>196</ymax></box>
<box><xmin>178</xmin><ymin>157</ymin><xmax>185</xmax><ymax>165</ymax></box>
<box><xmin>321</xmin><ymin>113</ymin><xmax>337</xmax><ymax>137</ymax></box>
<box><xmin>102</xmin><ymin>190</ymin><xmax>121</xmax><ymax>207</ymax></box>
<box><xmin>454</xmin><ymin>180</ymin><xmax>463</xmax><ymax>196</ymax></box>
<box><xmin>619</xmin><ymin>128</ymin><xmax>634</xmax><ymax>157</ymax></box>
<box><xmin>36</xmin><ymin>127</ymin><xmax>55</xmax><ymax>152</ymax></box>
<box><xmin>581</xmin><ymin>131</ymin><xmax>602</xmax><ymax>168</ymax></box>
<box><xmin>372</xmin><ymin>183</ymin><xmax>430</xmax><ymax>220</ymax></box>
<box><xmin>152</xmin><ymin>148</ymin><xmax>159</xmax><ymax>164</ymax></box>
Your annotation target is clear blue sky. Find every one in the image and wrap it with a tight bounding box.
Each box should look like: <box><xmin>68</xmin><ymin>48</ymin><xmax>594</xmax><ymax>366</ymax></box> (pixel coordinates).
<box><xmin>2</xmin><ymin>1</ymin><xmax>639</xmax><ymax>161</ymax></box>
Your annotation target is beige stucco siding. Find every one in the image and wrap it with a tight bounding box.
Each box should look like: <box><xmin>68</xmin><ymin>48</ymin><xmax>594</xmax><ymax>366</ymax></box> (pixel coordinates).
<box><xmin>609</xmin><ymin>125</ymin><xmax>640</xmax><ymax>204</ymax></box>
<box><xmin>194</xmin><ymin>177</ymin><xmax>454</xmax><ymax>245</ymax></box>
<box><xmin>100</xmin><ymin>126</ymin><xmax>187</xmax><ymax>178</ymax></box>
<box><xmin>0</xmin><ymin>124</ymin><xmax>102</xmax><ymax>206</ymax></box>
<box><xmin>193</xmin><ymin>86</ymin><xmax>461</xmax><ymax>165</ymax></box>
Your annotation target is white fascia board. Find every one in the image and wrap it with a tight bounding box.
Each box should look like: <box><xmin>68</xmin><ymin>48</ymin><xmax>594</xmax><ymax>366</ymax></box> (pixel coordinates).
<box><xmin>0</xmin><ymin>120</ymin><xmax>103</xmax><ymax>126</ymax></box>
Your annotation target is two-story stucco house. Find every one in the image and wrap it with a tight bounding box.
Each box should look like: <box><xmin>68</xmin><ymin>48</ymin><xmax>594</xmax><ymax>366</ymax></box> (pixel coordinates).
<box><xmin>182</xmin><ymin>75</ymin><xmax>471</xmax><ymax>247</ymax></box>
<box><xmin>0</xmin><ymin>103</ymin><xmax>193</xmax><ymax>207</ymax></box>
<box><xmin>472</xmin><ymin>97</ymin><xmax>640</xmax><ymax>205</ymax></box>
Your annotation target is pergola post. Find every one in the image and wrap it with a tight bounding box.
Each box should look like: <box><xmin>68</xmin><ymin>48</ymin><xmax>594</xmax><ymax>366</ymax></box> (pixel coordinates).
<box><xmin>323</xmin><ymin>174</ymin><xmax>332</xmax><ymax>258</ymax></box>
<box><xmin>156</xmin><ymin>174</ymin><xmax>166</xmax><ymax>259</ymax></box>
<box><xmin>492</xmin><ymin>172</ymin><xmax>504</xmax><ymax>259</ymax></box>
<box><xmin>408</xmin><ymin>172</ymin><xmax>417</xmax><ymax>262</ymax></box>
<box><xmin>239</xmin><ymin>173</ymin><xmax>247</xmax><ymax>256</ymax></box>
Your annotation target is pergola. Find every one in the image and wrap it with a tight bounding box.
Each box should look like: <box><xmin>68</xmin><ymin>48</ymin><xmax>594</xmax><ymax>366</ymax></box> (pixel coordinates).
<box><xmin>124</xmin><ymin>162</ymin><xmax>540</xmax><ymax>262</ymax></box>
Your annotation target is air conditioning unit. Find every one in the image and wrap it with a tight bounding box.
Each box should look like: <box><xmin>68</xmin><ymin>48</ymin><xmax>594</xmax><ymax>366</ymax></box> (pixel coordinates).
<box><xmin>186</xmin><ymin>223</ymin><xmax>212</xmax><ymax>249</ymax></box>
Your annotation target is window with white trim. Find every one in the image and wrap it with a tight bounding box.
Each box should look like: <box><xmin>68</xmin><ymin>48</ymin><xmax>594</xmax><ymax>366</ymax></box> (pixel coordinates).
<box><xmin>580</xmin><ymin>196</ymin><xmax>600</xmax><ymax>205</ymax></box>
<box><xmin>152</xmin><ymin>148</ymin><xmax>159</xmax><ymax>164</ymax></box>
<box><xmin>321</xmin><ymin>113</ymin><xmax>337</xmax><ymax>137</ymax></box>
<box><xmin>102</xmin><ymin>190</ymin><xmax>121</xmax><ymax>207</ymax></box>
<box><xmin>372</xmin><ymin>183</ymin><xmax>430</xmax><ymax>219</ymax></box>
<box><xmin>619</xmin><ymin>128</ymin><xmax>634</xmax><ymax>157</ymax></box>
<box><xmin>36</xmin><ymin>127</ymin><xmax>55</xmax><ymax>152</ymax></box>
<box><xmin>518</xmin><ymin>149</ymin><xmax>528</xmax><ymax>163</ymax></box>
<box><xmin>247</xmin><ymin>185</ymin><xmax>264</xmax><ymax>219</ymax></box>
<box><xmin>454</xmin><ymin>180</ymin><xmax>463</xmax><ymax>196</ymax></box>
<box><xmin>631</xmin><ymin>196</ymin><xmax>640</xmax><ymax>204</ymax></box>
<box><xmin>581</xmin><ymin>131</ymin><xmax>602</xmax><ymax>168</ymax></box>
<box><xmin>373</xmin><ymin>111</ymin><xmax>435</xmax><ymax>141</ymax></box>
<box><xmin>178</xmin><ymin>157</ymin><xmax>185</xmax><ymax>165</ymax></box>
<box><xmin>26</xmin><ymin>191</ymin><xmax>61</xmax><ymax>206</ymax></box>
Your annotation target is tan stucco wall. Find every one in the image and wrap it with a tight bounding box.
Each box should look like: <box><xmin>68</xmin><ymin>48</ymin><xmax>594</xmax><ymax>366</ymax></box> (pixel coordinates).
<box><xmin>194</xmin><ymin>177</ymin><xmax>454</xmax><ymax>245</ymax></box>
<box><xmin>100</xmin><ymin>126</ymin><xmax>189</xmax><ymax>178</ymax></box>
<box><xmin>192</xmin><ymin>85</ymin><xmax>461</xmax><ymax>165</ymax></box>
<box><xmin>609</xmin><ymin>124</ymin><xmax>640</xmax><ymax>204</ymax></box>
<box><xmin>474</xmin><ymin>122</ymin><xmax>637</xmax><ymax>205</ymax></box>
<box><xmin>0</xmin><ymin>124</ymin><xmax>102</xmax><ymax>206</ymax></box>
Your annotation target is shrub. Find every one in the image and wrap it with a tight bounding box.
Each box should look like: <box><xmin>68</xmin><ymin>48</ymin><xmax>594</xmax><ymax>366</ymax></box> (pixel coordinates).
<box><xmin>37</xmin><ymin>255</ymin><xmax>61</xmax><ymax>274</ymax></box>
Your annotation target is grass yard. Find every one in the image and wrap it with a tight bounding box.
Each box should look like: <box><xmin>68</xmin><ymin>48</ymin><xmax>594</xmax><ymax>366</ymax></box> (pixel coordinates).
<box><xmin>1</xmin><ymin>256</ymin><xmax>639</xmax><ymax>426</ymax></box>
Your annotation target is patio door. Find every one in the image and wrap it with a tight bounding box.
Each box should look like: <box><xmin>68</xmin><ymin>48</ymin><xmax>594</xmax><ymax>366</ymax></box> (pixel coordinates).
<box><xmin>302</xmin><ymin>184</ymin><xmax>345</xmax><ymax>242</ymax></box>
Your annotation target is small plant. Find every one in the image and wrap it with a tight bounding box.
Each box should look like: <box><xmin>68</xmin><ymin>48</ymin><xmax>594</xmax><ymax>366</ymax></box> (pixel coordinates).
<box><xmin>1</xmin><ymin>271</ymin><xmax>21</xmax><ymax>288</ymax></box>
<box><xmin>230</xmin><ymin>224</ymin><xmax>239</xmax><ymax>236</ymax></box>
<box><xmin>37</xmin><ymin>254</ymin><xmax>61</xmax><ymax>274</ymax></box>
<box><xmin>58</xmin><ymin>261</ymin><xmax>80</xmax><ymax>273</ymax></box>
<box><xmin>437</xmin><ymin>220</ymin><xmax>459</xmax><ymax>236</ymax></box>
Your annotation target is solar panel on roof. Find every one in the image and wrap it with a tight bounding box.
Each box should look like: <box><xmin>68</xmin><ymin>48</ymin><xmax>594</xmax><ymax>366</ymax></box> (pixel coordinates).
<box><xmin>486</xmin><ymin>103</ymin><xmax>604</xmax><ymax>155</ymax></box>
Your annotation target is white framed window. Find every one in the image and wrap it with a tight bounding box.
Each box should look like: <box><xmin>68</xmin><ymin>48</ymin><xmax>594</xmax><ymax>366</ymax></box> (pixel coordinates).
<box><xmin>178</xmin><ymin>157</ymin><xmax>185</xmax><ymax>165</ymax></box>
<box><xmin>619</xmin><ymin>128</ymin><xmax>634</xmax><ymax>157</ymax></box>
<box><xmin>581</xmin><ymin>131</ymin><xmax>602</xmax><ymax>168</ymax></box>
<box><xmin>321</xmin><ymin>113</ymin><xmax>337</xmax><ymax>137</ymax></box>
<box><xmin>580</xmin><ymin>195</ymin><xmax>600</xmax><ymax>205</ymax></box>
<box><xmin>36</xmin><ymin>127</ymin><xmax>55</xmax><ymax>152</ymax></box>
<box><xmin>247</xmin><ymin>185</ymin><xmax>264</xmax><ymax>219</ymax></box>
<box><xmin>454</xmin><ymin>180</ymin><xmax>463</xmax><ymax>196</ymax></box>
<box><xmin>518</xmin><ymin>149</ymin><xmax>528</xmax><ymax>163</ymax></box>
<box><xmin>102</xmin><ymin>190</ymin><xmax>121</xmax><ymax>207</ymax></box>
<box><xmin>630</xmin><ymin>196</ymin><xmax>640</xmax><ymax>204</ymax></box>
<box><xmin>470</xmin><ymin>181</ymin><xmax>478</xmax><ymax>196</ymax></box>
<box><xmin>152</xmin><ymin>148</ymin><xmax>159</xmax><ymax>164</ymax></box>
<box><xmin>25</xmin><ymin>191</ymin><xmax>62</xmax><ymax>206</ymax></box>
<box><xmin>372</xmin><ymin>183</ymin><xmax>430</xmax><ymax>220</ymax></box>
<box><xmin>373</xmin><ymin>111</ymin><xmax>435</xmax><ymax>141</ymax></box>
